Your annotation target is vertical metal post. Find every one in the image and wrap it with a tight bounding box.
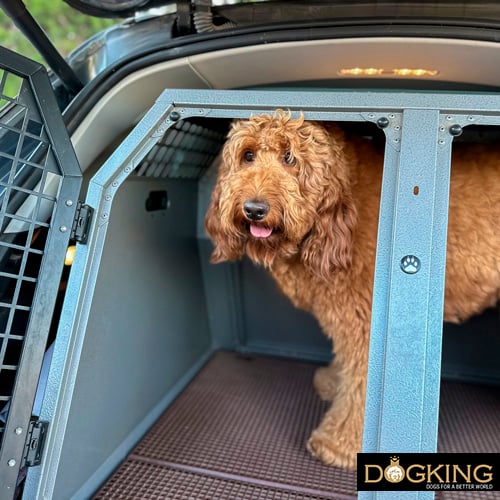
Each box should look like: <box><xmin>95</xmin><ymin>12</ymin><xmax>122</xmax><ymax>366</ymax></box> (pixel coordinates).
<box><xmin>361</xmin><ymin>109</ymin><xmax>453</xmax><ymax>500</ymax></box>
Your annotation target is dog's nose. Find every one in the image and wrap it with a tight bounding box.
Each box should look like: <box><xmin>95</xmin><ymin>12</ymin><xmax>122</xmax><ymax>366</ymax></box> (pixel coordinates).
<box><xmin>243</xmin><ymin>199</ymin><xmax>270</xmax><ymax>221</ymax></box>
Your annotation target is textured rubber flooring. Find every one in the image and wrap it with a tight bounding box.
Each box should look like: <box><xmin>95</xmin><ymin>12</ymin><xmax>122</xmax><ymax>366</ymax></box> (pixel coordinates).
<box><xmin>93</xmin><ymin>352</ymin><xmax>500</xmax><ymax>499</ymax></box>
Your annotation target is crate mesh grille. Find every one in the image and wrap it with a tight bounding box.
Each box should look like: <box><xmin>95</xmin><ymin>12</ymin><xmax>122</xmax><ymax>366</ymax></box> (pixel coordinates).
<box><xmin>94</xmin><ymin>352</ymin><xmax>500</xmax><ymax>499</ymax></box>
<box><xmin>0</xmin><ymin>67</ymin><xmax>62</xmax><ymax>447</ymax></box>
<box><xmin>134</xmin><ymin>118</ymin><xmax>227</xmax><ymax>180</ymax></box>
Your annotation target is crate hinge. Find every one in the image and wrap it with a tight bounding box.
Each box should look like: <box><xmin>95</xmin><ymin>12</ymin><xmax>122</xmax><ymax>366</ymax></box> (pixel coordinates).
<box><xmin>70</xmin><ymin>201</ymin><xmax>94</xmax><ymax>244</ymax></box>
<box><xmin>22</xmin><ymin>418</ymin><xmax>49</xmax><ymax>468</ymax></box>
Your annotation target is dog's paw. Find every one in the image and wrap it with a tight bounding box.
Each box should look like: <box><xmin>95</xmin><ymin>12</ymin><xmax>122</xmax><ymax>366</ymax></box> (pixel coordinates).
<box><xmin>307</xmin><ymin>430</ymin><xmax>357</xmax><ymax>470</ymax></box>
<box><xmin>313</xmin><ymin>365</ymin><xmax>339</xmax><ymax>401</ymax></box>
<box><xmin>313</xmin><ymin>362</ymin><xmax>344</xmax><ymax>401</ymax></box>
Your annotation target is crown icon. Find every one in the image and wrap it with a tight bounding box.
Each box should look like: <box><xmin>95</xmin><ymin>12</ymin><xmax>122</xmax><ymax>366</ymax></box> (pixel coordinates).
<box><xmin>390</xmin><ymin>456</ymin><xmax>400</xmax><ymax>465</ymax></box>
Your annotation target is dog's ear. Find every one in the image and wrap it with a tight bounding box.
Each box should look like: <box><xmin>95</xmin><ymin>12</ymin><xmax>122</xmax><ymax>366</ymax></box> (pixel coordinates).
<box><xmin>205</xmin><ymin>163</ymin><xmax>244</xmax><ymax>263</ymax></box>
<box><xmin>299</xmin><ymin>123</ymin><xmax>358</xmax><ymax>280</ymax></box>
<box><xmin>301</xmin><ymin>197</ymin><xmax>357</xmax><ymax>280</ymax></box>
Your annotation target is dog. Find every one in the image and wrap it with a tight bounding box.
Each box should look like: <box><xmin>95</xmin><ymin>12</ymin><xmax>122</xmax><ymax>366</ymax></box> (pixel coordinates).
<box><xmin>204</xmin><ymin>110</ymin><xmax>500</xmax><ymax>469</ymax></box>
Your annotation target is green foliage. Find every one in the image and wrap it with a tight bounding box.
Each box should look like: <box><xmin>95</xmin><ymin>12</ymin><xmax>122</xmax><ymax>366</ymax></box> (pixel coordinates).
<box><xmin>0</xmin><ymin>1</ymin><xmax>117</xmax><ymax>65</ymax></box>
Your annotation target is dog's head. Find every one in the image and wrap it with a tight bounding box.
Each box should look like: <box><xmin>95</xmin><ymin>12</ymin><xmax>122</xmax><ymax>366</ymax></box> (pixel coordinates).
<box><xmin>205</xmin><ymin>110</ymin><xmax>357</xmax><ymax>280</ymax></box>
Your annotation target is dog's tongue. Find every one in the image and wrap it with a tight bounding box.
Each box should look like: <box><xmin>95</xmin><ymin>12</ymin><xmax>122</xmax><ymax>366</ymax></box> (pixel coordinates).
<box><xmin>250</xmin><ymin>224</ymin><xmax>273</xmax><ymax>238</ymax></box>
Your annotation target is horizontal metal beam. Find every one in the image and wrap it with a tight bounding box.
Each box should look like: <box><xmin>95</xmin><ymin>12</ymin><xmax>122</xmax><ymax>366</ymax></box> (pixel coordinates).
<box><xmin>158</xmin><ymin>88</ymin><xmax>500</xmax><ymax>120</ymax></box>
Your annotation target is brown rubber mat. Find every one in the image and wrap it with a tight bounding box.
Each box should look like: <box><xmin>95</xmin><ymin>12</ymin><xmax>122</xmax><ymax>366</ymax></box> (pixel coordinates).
<box><xmin>93</xmin><ymin>351</ymin><xmax>500</xmax><ymax>499</ymax></box>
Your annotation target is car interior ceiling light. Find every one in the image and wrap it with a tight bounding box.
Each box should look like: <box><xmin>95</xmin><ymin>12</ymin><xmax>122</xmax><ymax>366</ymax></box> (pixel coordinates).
<box><xmin>338</xmin><ymin>67</ymin><xmax>439</xmax><ymax>77</ymax></box>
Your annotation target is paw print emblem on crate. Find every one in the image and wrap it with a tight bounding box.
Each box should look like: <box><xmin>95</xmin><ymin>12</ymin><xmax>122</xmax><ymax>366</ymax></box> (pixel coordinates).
<box><xmin>400</xmin><ymin>255</ymin><xmax>421</xmax><ymax>274</ymax></box>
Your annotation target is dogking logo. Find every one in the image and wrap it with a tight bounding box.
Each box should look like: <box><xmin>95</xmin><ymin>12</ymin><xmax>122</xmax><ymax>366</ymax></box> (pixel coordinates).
<box><xmin>384</xmin><ymin>456</ymin><xmax>405</xmax><ymax>483</ymax></box>
<box><xmin>358</xmin><ymin>453</ymin><xmax>500</xmax><ymax>492</ymax></box>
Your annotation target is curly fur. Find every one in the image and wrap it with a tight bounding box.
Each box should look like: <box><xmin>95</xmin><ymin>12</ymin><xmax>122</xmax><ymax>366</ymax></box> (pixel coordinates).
<box><xmin>205</xmin><ymin>110</ymin><xmax>500</xmax><ymax>469</ymax></box>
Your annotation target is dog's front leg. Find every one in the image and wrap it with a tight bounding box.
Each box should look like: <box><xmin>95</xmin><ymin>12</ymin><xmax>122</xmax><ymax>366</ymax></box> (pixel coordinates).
<box><xmin>307</xmin><ymin>379</ymin><xmax>366</xmax><ymax>469</ymax></box>
<box><xmin>307</xmin><ymin>365</ymin><xmax>366</xmax><ymax>469</ymax></box>
<box><xmin>307</xmin><ymin>319</ymin><xmax>369</xmax><ymax>470</ymax></box>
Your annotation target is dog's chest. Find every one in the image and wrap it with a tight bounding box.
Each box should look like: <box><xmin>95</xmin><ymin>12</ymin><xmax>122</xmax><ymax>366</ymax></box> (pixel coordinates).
<box><xmin>269</xmin><ymin>261</ymin><xmax>329</xmax><ymax>313</ymax></box>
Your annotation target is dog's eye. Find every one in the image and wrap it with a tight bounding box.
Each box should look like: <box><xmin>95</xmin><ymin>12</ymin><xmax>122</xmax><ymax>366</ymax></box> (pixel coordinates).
<box><xmin>243</xmin><ymin>150</ymin><xmax>255</xmax><ymax>163</ymax></box>
<box><xmin>283</xmin><ymin>150</ymin><xmax>296</xmax><ymax>166</ymax></box>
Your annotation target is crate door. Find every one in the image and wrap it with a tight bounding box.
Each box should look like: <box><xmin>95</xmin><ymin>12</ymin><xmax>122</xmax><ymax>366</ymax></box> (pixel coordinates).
<box><xmin>0</xmin><ymin>47</ymin><xmax>82</xmax><ymax>497</ymax></box>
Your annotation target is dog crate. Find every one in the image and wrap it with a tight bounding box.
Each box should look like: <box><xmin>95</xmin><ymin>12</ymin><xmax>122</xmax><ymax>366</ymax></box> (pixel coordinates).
<box><xmin>0</xmin><ymin>48</ymin><xmax>499</xmax><ymax>500</ymax></box>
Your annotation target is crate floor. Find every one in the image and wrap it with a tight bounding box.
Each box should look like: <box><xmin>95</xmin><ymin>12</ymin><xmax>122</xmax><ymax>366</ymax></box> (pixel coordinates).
<box><xmin>93</xmin><ymin>351</ymin><xmax>500</xmax><ymax>499</ymax></box>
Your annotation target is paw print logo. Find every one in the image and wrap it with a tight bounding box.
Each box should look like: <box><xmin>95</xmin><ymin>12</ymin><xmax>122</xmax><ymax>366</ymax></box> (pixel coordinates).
<box><xmin>400</xmin><ymin>255</ymin><xmax>421</xmax><ymax>274</ymax></box>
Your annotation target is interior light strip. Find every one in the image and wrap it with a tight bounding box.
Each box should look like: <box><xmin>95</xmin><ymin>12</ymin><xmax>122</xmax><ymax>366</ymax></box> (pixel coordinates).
<box><xmin>339</xmin><ymin>68</ymin><xmax>439</xmax><ymax>77</ymax></box>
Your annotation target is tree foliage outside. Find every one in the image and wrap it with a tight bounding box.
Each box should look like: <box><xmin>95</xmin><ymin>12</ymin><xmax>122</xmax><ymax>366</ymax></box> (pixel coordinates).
<box><xmin>0</xmin><ymin>1</ymin><xmax>118</xmax><ymax>65</ymax></box>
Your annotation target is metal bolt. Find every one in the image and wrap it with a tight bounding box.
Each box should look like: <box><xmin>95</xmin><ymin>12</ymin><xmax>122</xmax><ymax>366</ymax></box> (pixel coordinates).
<box><xmin>449</xmin><ymin>124</ymin><xmax>463</xmax><ymax>137</ymax></box>
<box><xmin>400</xmin><ymin>255</ymin><xmax>421</xmax><ymax>274</ymax></box>
<box><xmin>169</xmin><ymin>111</ymin><xmax>181</xmax><ymax>122</ymax></box>
<box><xmin>376</xmin><ymin>116</ymin><xmax>390</xmax><ymax>129</ymax></box>
<box><xmin>59</xmin><ymin>226</ymin><xmax>67</xmax><ymax>233</ymax></box>
<box><xmin>14</xmin><ymin>427</ymin><xmax>22</xmax><ymax>435</ymax></box>
<box><xmin>65</xmin><ymin>200</ymin><xmax>73</xmax><ymax>207</ymax></box>
<box><xmin>7</xmin><ymin>459</ymin><xmax>16</xmax><ymax>467</ymax></box>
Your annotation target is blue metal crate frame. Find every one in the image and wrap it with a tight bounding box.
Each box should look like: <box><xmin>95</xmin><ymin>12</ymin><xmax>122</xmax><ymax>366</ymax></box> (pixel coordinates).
<box><xmin>29</xmin><ymin>88</ymin><xmax>500</xmax><ymax>500</ymax></box>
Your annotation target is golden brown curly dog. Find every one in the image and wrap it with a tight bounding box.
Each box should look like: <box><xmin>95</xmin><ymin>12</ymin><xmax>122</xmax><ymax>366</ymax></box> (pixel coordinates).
<box><xmin>205</xmin><ymin>110</ymin><xmax>500</xmax><ymax>469</ymax></box>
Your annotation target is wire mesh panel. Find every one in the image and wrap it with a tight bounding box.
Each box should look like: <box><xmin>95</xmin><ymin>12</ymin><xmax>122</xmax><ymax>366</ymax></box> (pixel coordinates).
<box><xmin>0</xmin><ymin>47</ymin><xmax>81</xmax><ymax>498</ymax></box>
<box><xmin>134</xmin><ymin>118</ymin><xmax>227</xmax><ymax>180</ymax></box>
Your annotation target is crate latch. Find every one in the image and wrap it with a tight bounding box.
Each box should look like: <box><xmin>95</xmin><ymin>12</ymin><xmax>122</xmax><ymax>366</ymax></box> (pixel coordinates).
<box><xmin>70</xmin><ymin>201</ymin><xmax>94</xmax><ymax>244</ymax></box>
<box><xmin>22</xmin><ymin>418</ymin><xmax>49</xmax><ymax>467</ymax></box>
